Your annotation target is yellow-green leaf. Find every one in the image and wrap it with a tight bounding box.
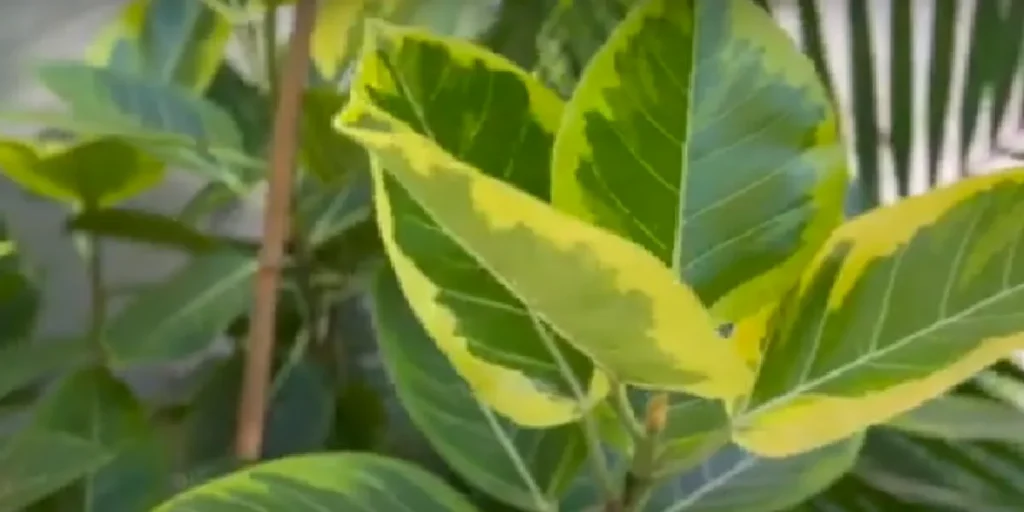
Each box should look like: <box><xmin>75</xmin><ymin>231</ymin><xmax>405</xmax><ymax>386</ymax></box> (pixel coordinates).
<box><xmin>735</xmin><ymin>170</ymin><xmax>1024</xmax><ymax>457</ymax></box>
<box><xmin>0</xmin><ymin>138</ymin><xmax>163</xmax><ymax>208</ymax></box>
<box><xmin>311</xmin><ymin>0</ymin><xmax>499</xmax><ymax>80</ymax></box>
<box><xmin>153</xmin><ymin>453</ymin><xmax>478</xmax><ymax>512</ymax></box>
<box><xmin>551</xmin><ymin>0</ymin><xmax>847</xmax><ymax>321</ymax></box>
<box><xmin>373</xmin><ymin>268</ymin><xmax>585</xmax><ymax>511</ymax></box>
<box><xmin>341</xmin><ymin>20</ymin><xmax>613</xmax><ymax>426</ymax></box>
<box><xmin>337</xmin><ymin>111</ymin><xmax>750</xmax><ymax>424</ymax></box>
<box><xmin>87</xmin><ymin>0</ymin><xmax>231</xmax><ymax>91</ymax></box>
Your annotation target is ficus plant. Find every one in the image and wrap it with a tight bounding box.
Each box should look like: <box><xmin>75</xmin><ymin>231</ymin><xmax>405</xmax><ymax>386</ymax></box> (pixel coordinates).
<box><xmin>2</xmin><ymin>0</ymin><xmax>1024</xmax><ymax>511</ymax></box>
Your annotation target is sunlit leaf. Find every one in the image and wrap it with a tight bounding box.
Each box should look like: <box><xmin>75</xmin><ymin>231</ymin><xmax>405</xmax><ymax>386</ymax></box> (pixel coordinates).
<box><xmin>153</xmin><ymin>452</ymin><xmax>479</xmax><ymax>512</ymax></box>
<box><xmin>342</xmin><ymin>20</ymin><xmax>602</xmax><ymax>425</ymax></box>
<box><xmin>373</xmin><ymin>268</ymin><xmax>585</xmax><ymax>511</ymax></box>
<box><xmin>736</xmin><ymin>170</ymin><xmax>1024</xmax><ymax>456</ymax></box>
<box><xmin>28</xmin><ymin>367</ymin><xmax>172</xmax><ymax>511</ymax></box>
<box><xmin>87</xmin><ymin>0</ymin><xmax>231</xmax><ymax>91</ymax></box>
<box><xmin>104</xmin><ymin>251</ymin><xmax>257</xmax><ymax>365</ymax></box>
<box><xmin>341</xmin><ymin>21</ymin><xmax>750</xmax><ymax>424</ymax></box>
<box><xmin>550</xmin><ymin>0</ymin><xmax>847</xmax><ymax>321</ymax></box>
<box><xmin>0</xmin><ymin>138</ymin><xmax>163</xmax><ymax>208</ymax></box>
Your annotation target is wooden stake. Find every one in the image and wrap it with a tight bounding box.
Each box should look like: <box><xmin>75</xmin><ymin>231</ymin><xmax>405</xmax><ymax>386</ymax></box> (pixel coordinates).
<box><xmin>234</xmin><ymin>0</ymin><xmax>317</xmax><ymax>463</ymax></box>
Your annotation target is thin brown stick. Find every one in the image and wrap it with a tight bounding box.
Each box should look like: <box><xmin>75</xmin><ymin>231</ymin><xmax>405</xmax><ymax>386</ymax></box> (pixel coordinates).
<box><xmin>234</xmin><ymin>0</ymin><xmax>318</xmax><ymax>463</ymax></box>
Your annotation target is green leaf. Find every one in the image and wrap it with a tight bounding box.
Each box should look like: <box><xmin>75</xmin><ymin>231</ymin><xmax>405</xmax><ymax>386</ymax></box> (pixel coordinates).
<box><xmin>0</xmin><ymin>220</ymin><xmax>39</xmax><ymax>347</ymax></box>
<box><xmin>153</xmin><ymin>452</ymin><xmax>479</xmax><ymax>512</ymax></box>
<box><xmin>300</xmin><ymin>88</ymin><xmax>367</xmax><ymax>185</ymax></box>
<box><xmin>0</xmin><ymin>431</ymin><xmax>111</xmax><ymax>511</ymax></box>
<box><xmin>735</xmin><ymin>170</ymin><xmax>1024</xmax><ymax>457</ymax></box>
<box><xmin>534</xmin><ymin>0</ymin><xmax>630</xmax><ymax>98</ymax></box>
<box><xmin>204</xmin><ymin>63</ymin><xmax>272</xmax><ymax>157</ymax></box>
<box><xmin>301</xmin><ymin>168</ymin><xmax>374</xmax><ymax>246</ymax></box>
<box><xmin>635</xmin><ymin>391</ymin><xmax>731</xmax><ymax>475</ymax></box>
<box><xmin>372</xmin><ymin>268</ymin><xmax>584</xmax><ymax>512</ymax></box>
<box><xmin>104</xmin><ymin>251</ymin><xmax>258</xmax><ymax>365</ymax></box>
<box><xmin>28</xmin><ymin>367</ymin><xmax>172</xmax><ymax>511</ymax></box>
<box><xmin>341</xmin><ymin>22</ymin><xmax>750</xmax><ymax>424</ymax></box>
<box><xmin>35</xmin><ymin>63</ymin><xmax>253</xmax><ymax>188</ymax></box>
<box><xmin>550</xmin><ymin>0</ymin><xmax>847</xmax><ymax>321</ymax></box>
<box><xmin>887</xmin><ymin>394</ymin><xmax>1024</xmax><ymax>442</ymax></box>
<box><xmin>644</xmin><ymin>436</ymin><xmax>862</xmax><ymax>512</ymax></box>
<box><xmin>67</xmin><ymin>208</ymin><xmax>232</xmax><ymax>254</ymax></box>
<box><xmin>180</xmin><ymin>357</ymin><xmax>335</xmax><ymax>465</ymax></box>
<box><xmin>310</xmin><ymin>0</ymin><xmax>499</xmax><ymax>80</ymax></box>
<box><xmin>0</xmin><ymin>138</ymin><xmax>164</xmax><ymax>208</ymax></box>
<box><xmin>0</xmin><ymin>339</ymin><xmax>95</xmax><ymax>402</ymax></box>
<box><xmin>87</xmin><ymin>0</ymin><xmax>232</xmax><ymax>91</ymax></box>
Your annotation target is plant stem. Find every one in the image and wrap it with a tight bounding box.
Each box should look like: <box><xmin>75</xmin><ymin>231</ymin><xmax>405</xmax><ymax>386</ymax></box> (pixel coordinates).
<box><xmin>262</xmin><ymin>0</ymin><xmax>280</xmax><ymax>100</ymax></box>
<box><xmin>528</xmin><ymin>315</ymin><xmax>618</xmax><ymax>504</ymax></box>
<box><xmin>622</xmin><ymin>393</ymin><xmax>668</xmax><ymax>511</ymax></box>
<box><xmin>86</xmin><ymin>233</ymin><xmax>106</xmax><ymax>355</ymax></box>
<box><xmin>234</xmin><ymin>0</ymin><xmax>316</xmax><ymax>463</ymax></box>
<box><xmin>612</xmin><ymin>384</ymin><xmax>644</xmax><ymax>440</ymax></box>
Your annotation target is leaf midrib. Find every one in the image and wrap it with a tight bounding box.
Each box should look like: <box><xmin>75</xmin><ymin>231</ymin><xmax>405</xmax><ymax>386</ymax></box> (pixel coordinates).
<box><xmin>748</xmin><ymin>274</ymin><xmax>1024</xmax><ymax>421</ymax></box>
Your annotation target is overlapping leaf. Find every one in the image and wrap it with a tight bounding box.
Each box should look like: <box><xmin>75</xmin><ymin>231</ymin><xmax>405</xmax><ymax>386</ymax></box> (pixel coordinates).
<box><xmin>27</xmin><ymin>368</ymin><xmax>172</xmax><ymax>511</ymax></box>
<box><xmin>644</xmin><ymin>436</ymin><xmax>861</xmax><ymax>512</ymax></box>
<box><xmin>736</xmin><ymin>170</ymin><xmax>1024</xmax><ymax>457</ymax></box>
<box><xmin>0</xmin><ymin>220</ymin><xmax>39</xmax><ymax>347</ymax></box>
<box><xmin>153</xmin><ymin>453</ymin><xmax>478</xmax><ymax>512</ymax></box>
<box><xmin>0</xmin><ymin>431</ymin><xmax>110</xmax><ymax>511</ymax></box>
<box><xmin>550</xmin><ymin>0</ymin><xmax>847</xmax><ymax>321</ymax></box>
<box><xmin>340</xmin><ymin>21</ymin><xmax>602</xmax><ymax>426</ymax></box>
<box><xmin>0</xmin><ymin>137</ymin><xmax>163</xmax><ymax>208</ymax></box>
<box><xmin>887</xmin><ymin>394</ymin><xmax>1024</xmax><ymax>442</ymax></box>
<box><xmin>35</xmin><ymin>63</ymin><xmax>254</xmax><ymax>188</ymax></box>
<box><xmin>310</xmin><ymin>0</ymin><xmax>499</xmax><ymax>80</ymax></box>
<box><xmin>179</xmin><ymin>357</ymin><xmax>335</xmax><ymax>465</ymax></box>
<box><xmin>104</xmin><ymin>251</ymin><xmax>257</xmax><ymax>365</ymax></box>
<box><xmin>87</xmin><ymin>0</ymin><xmax>231</xmax><ymax>91</ymax></box>
<box><xmin>340</xmin><ymin>21</ymin><xmax>749</xmax><ymax>424</ymax></box>
<box><xmin>0</xmin><ymin>339</ymin><xmax>94</xmax><ymax>402</ymax></box>
<box><xmin>373</xmin><ymin>268</ymin><xmax>585</xmax><ymax>512</ymax></box>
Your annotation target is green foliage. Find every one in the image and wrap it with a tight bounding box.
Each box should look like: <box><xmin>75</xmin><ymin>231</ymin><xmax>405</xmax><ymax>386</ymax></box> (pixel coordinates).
<box><xmin>2</xmin><ymin>0</ymin><xmax>1024</xmax><ymax>511</ymax></box>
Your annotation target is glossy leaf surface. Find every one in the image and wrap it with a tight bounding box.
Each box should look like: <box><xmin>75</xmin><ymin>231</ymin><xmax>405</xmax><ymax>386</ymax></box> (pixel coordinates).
<box><xmin>737</xmin><ymin>170</ymin><xmax>1024</xmax><ymax>456</ymax></box>
<box><xmin>153</xmin><ymin>453</ymin><xmax>479</xmax><ymax>512</ymax></box>
<box><xmin>373</xmin><ymin>268</ymin><xmax>585</xmax><ymax>511</ymax></box>
<box><xmin>551</xmin><ymin>0</ymin><xmax>847</xmax><ymax>320</ymax></box>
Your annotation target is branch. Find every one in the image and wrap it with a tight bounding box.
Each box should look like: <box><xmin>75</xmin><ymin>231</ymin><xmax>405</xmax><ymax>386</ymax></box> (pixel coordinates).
<box><xmin>234</xmin><ymin>0</ymin><xmax>317</xmax><ymax>463</ymax></box>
